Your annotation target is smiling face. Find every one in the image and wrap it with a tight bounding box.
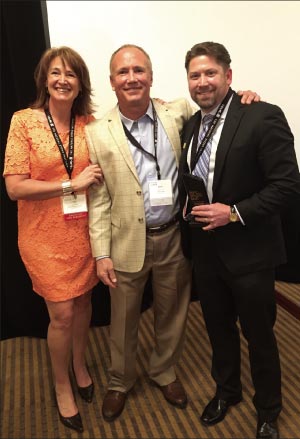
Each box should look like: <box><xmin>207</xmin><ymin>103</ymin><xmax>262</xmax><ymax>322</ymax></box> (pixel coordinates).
<box><xmin>110</xmin><ymin>47</ymin><xmax>153</xmax><ymax>117</ymax></box>
<box><xmin>187</xmin><ymin>55</ymin><xmax>232</xmax><ymax>113</ymax></box>
<box><xmin>46</xmin><ymin>56</ymin><xmax>81</xmax><ymax>106</ymax></box>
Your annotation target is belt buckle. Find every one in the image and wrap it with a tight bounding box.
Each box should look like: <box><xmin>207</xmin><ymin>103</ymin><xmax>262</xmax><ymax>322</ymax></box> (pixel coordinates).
<box><xmin>147</xmin><ymin>216</ymin><xmax>177</xmax><ymax>234</ymax></box>
<box><xmin>147</xmin><ymin>225</ymin><xmax>164</xmax><ymax>234</ymax></box>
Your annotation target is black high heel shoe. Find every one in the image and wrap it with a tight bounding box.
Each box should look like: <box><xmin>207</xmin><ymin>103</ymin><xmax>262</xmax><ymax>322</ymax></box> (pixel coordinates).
<box><xmin>72</xmin><ymin>363</ymin><xmax>94</xmax><ymax>403</ymax></box>
<box><xmin>53</xmin><ymin>388</ymin><xmax>84</xmax><ymax>433</ymax></box>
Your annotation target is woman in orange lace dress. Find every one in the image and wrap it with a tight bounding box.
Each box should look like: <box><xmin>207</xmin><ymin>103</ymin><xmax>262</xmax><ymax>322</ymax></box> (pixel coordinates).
<box><xmin>3</xmin><ymin>47</ymin><xmax>103</xmax><ymax>433</ymax></box>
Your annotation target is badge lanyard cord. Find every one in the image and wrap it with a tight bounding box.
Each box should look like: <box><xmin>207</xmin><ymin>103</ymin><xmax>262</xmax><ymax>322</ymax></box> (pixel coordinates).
<box><xmin>44</xmin><ymin>108</ymin><xmax>75</xmax><ymax>180</ymax></box>
<box><xmin>190</xmin><ymin>88</ymin><xmax>234</xmax><ymax>172</ymax></box>
<box><xmin>122</xmin><ymin>101</ymin><xmax>161</xmax><ymax>180</ymax></box>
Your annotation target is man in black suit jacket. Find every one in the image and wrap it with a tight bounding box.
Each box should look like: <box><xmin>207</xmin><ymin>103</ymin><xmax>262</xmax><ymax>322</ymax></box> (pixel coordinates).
<box><xmin>178</xmin><ymin>42</ymin><xmax>300</xmax><ymax>439</ymax></box>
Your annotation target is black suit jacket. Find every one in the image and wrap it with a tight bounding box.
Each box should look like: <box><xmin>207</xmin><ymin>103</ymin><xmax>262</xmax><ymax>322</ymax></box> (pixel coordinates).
<box><xmin>178</xmin><ymin>92</ymin><xmax>300</xmax><ymax>275</ymax></box>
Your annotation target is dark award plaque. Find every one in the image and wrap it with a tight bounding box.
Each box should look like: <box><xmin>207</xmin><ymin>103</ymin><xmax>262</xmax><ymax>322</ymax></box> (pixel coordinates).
<box><xmin>183</xmin><ymin>173</ymin><xmax>209</xmax><ymax>227</ymax></box>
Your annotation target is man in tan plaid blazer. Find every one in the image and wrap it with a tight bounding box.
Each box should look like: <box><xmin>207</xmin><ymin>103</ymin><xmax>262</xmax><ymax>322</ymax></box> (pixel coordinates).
<box><xmin>85</xmin><ymin>44</ymin><xmax>194</xmax><ymax>422</ymax></box>
<box><xmin>85</xmin><ymin>44</ymin><xmax>257</xmax><ymax>422</ymax></box>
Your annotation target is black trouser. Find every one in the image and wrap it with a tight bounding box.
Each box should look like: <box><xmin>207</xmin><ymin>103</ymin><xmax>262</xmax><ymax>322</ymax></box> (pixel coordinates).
<box><xmin>192</xmin><ymin>242</ymin><xmax>282</xmax><ymax>422</ymax></box>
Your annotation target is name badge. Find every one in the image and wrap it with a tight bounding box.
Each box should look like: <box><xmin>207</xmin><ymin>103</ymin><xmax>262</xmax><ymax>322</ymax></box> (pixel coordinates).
<box><xmin>61</xmin><ymin>191</ymin><xmax>88</xmax><ymax>220</ymax></box>
<box><xmin>148</xmin><ymin>179</ymin><xmax>173</xmax><ymax>206</ymax></box>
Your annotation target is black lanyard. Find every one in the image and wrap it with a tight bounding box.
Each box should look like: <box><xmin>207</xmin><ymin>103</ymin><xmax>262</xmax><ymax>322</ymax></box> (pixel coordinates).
<box><xmin>122</xmin><ymin>101</ymin><xmax>161</xmax><ymax>179</ymax></box>
<box><xmin>44</xmin><ymin>108</ymin><xmax>75</xmax><ymax>179</ymax></box>
<box><xmin>191</xmin><ymin>88</ymin><xmax>234</xmax><ymax>172</ymax></box>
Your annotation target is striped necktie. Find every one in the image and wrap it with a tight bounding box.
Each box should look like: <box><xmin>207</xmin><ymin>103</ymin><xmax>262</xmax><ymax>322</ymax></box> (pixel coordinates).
<box><xmin>193</xmin><ymin>114</ymin><xmax>214</xmax><ymax>186</ymax></box>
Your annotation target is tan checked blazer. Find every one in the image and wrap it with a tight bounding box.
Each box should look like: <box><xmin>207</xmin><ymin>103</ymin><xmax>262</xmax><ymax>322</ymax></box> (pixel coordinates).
<box><xmin>85</xmin><ymin>98</ymin><xmax>194</xmax><ymax>272</ymax></box>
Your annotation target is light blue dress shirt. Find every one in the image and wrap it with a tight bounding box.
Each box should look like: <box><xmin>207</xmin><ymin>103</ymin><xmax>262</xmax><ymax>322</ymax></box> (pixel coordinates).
<box><xmin>120</xmin><ymin>101</ymin><xmax>179</xmax><ymax>226</ymax></box>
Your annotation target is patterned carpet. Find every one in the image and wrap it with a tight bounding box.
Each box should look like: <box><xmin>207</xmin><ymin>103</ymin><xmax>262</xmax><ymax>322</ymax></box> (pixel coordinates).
<box><xmin>1</xmin><ymin>291</ymin><xmax>300</xmax><ymax>438</ymax></box>
<box><xmin>275</xmin><ymin>281</ymin><xmax>300</xmax><ymax>320</ymax></box>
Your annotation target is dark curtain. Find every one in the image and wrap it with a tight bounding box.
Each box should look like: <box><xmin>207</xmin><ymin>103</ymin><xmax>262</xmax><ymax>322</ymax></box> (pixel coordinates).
<box><xmin>1</xmin><ymin>1</ymin><xmax>52</xmax><ymax>340</ymax></box>
<box><xmin>275</xmin><ymin>186</ymin><xmax>300</xmax><ymax>283</ymax></box>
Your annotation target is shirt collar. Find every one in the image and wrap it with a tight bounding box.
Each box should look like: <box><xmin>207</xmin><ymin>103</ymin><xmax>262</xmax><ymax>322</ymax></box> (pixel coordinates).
<box><xmin>119</xmin><ymin>100</ymin><xmax>153</xmax><ymax>131</ymax></box>
<box><xmin>201</xmin><ymin>107</ymin><xmax>217</xmax><ymax>120</ymax></box>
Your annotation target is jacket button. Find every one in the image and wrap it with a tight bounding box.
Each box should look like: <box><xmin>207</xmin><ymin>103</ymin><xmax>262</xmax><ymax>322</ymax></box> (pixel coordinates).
<box><xmin>138</xmin><ymin>218</ymin><xmax>144</xmax><ymax>223</ymax></box>
<box><xmin>136</xmin><ymin>190</ymin><xmax>142</xmax><ymax>195</ymax></box>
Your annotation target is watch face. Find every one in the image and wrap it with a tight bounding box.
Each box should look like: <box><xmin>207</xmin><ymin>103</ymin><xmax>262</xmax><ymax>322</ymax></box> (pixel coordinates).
<box><xmin>230</xmin><ymin>212</ymin><xmax>238</xmax><ymax>222</ymax></box>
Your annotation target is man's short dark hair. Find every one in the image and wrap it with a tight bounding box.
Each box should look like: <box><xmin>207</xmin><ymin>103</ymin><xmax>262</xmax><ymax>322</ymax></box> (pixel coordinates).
<box><xmin>185</xmin><ymin>41</ymin><xmax>231</xmax><ymax>71</ymax></box>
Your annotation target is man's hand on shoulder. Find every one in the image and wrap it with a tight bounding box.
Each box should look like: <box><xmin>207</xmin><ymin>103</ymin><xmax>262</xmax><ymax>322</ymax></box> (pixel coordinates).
<box><xmin>153</xmin><ymin>97</ymin><xmax>167</xmax><ymax>105</ymax></box>
<box><xmin>237</xmin><ymin>90</ymin><xmax>261</xmax><ymax>104</ymax></box>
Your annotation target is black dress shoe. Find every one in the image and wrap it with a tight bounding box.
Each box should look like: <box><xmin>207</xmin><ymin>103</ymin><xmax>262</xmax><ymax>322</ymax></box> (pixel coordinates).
<box><xmin>200</xmin><ymin>396</ymin><xmax>242</xmax><ymax>426</ymax></box>
<box><xmin>53</xmin><ymin>388</ymin><xmax>84</xmax><ymax>433</ymax></box>
<box><xmin>72</xmin><ymin>363</ymin><xmax>94</xmax><ymax>403</ymax></box>
<box><xmin>256</xmin><ymin>420</ymin><xmax>279</xmax><ymax>439</ymax></box>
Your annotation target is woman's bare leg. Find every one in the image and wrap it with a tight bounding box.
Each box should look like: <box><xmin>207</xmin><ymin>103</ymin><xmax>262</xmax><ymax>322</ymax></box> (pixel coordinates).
<box><xmin>46</xmin><ymin>298</ymin><xmax>78</xmax><ymax>417</ymax></box>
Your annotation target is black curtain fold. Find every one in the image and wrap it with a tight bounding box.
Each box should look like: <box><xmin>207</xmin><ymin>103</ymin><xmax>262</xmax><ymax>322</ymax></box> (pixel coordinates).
<box><xmin>1</xmin><ymin>1</ymin><xmax>51</xmax><ymax>340</ymax></box>
<box><xmin>275</xmin><ymin>188</ymin><xmax>300</xmax><ymax>283</ymax></box>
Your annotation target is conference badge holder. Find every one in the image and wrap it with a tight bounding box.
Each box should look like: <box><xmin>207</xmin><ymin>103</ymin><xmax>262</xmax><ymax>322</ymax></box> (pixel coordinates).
<box><xmin>149</xmin><ymin>179</ymin><xmax>173</xmax><ymax>206</ymax></box>
<box><xmin>61</xmin><ymin>191</ymin><xmax>88</xmax><ymax>220</ymax></box>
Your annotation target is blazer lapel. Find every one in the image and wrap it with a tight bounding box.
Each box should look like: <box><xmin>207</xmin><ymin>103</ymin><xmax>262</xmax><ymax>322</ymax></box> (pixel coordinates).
<box><xmin>212</xmin><ymin>94</ymin><xmax>245</xmax><ymax>194</ymax></box>
<box><xmin>107</xmin><ymin>107</ymin><xmax>140</xmax><ymax>183</ymax></box>
<box><xmin>153</xmin><ymin>100</ymin><xmax>182</xmax><ymax>165</ymax></box>
<box><xmin>182</xmin><ymin>111</ymin><xmax>201</xmax><ymax>173</ymax></box>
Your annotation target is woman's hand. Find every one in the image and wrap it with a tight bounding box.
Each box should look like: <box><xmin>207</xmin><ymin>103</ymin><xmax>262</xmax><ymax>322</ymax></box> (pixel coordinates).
<box><xmin>71</xmin><ymin>164</ymin><xmax>103</xmax><ymax>192</ymax></box>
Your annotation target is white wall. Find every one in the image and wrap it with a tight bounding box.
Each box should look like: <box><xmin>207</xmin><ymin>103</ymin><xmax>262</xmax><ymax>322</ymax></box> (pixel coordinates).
<box><xmin>46</xmin><ymin>1</ymin><xmax>300</xmax><ymax>164</ymax></box>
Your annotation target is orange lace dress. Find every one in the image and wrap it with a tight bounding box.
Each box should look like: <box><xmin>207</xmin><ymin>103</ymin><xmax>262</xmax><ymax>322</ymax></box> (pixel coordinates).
<box><xmin>3</xmin><ymin>108</ymin><xmax>99</xmax><ymax>302</ymax></box>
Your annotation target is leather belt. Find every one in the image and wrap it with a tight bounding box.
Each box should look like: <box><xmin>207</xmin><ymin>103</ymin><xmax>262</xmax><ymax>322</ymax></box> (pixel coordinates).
<box><xmin>146</xmin><ymin>215</ymin><xmax>179</xmax><ymax>235</ymax></box>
